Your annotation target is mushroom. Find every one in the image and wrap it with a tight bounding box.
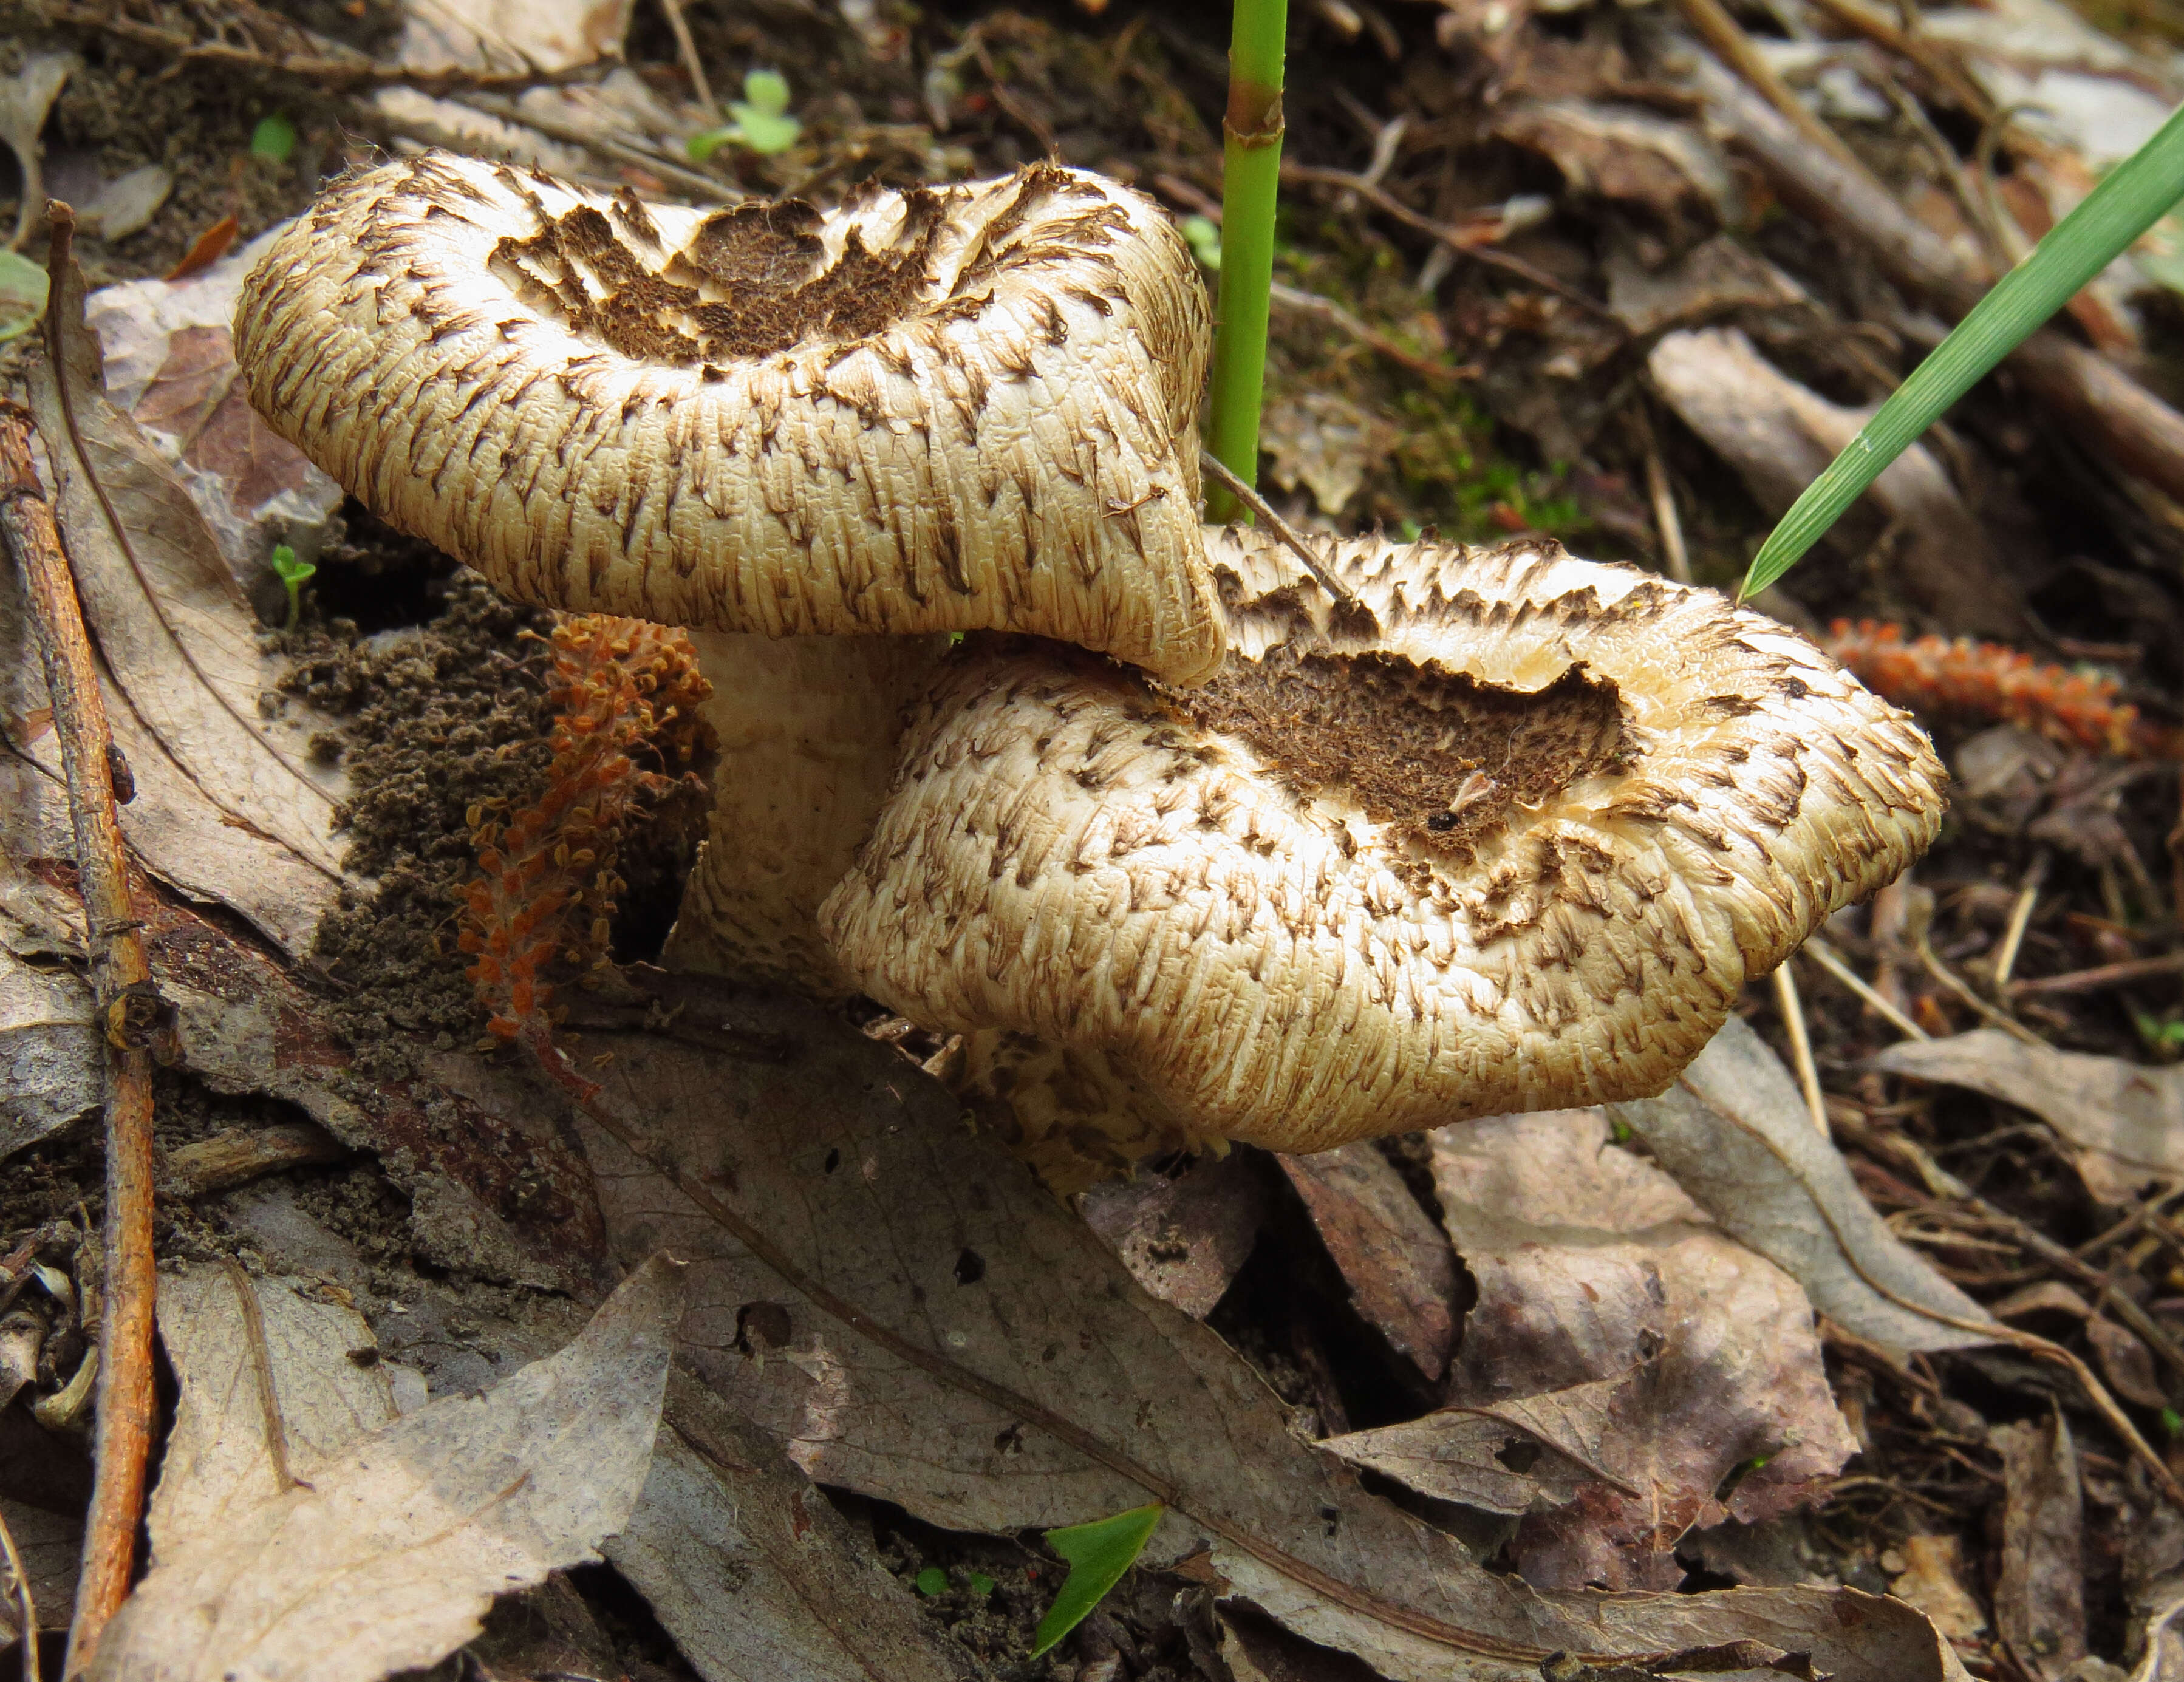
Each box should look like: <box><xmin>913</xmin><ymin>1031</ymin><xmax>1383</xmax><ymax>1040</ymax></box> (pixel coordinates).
<box><xmin>818</xmin><ymin>527</ymin><xmax>1947</xmax><ymax>1187</ymax></box>
<box><xmin>234</xmin><ymin>150</ymin><xmax>1217</xmax><ymax>986</ymax></box>
<box><xmin>234</xmin><ymin>156</ymin><xmax>1946</xmax><ymax>1189</ymax></box>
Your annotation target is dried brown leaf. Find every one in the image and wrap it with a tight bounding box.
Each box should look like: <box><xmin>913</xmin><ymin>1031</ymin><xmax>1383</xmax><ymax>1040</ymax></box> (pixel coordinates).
<box><xmin>607</xmin><ymin>1373</ymin><xmax>978</xmax><ymax>1682</ymax></box>
<box><xmin>1079</xmin><ymin>1150</ymin><xmax>1269</xmax><ymax>1320</ymax></box>
<box><xmin>1278</xmin><ymin>1143</ymin><xmax>1458</xmax><ymax>1381</ymax></box>
<box><xmin>89</xmin><ymin>1256</ymin><xmax>682</xmax><ymax>1682</ymax></box>
<box><xmin>1993</xmin><ymin>1414</ymin><xmax>2086</xmax><ymax>1682</ymax></box>
<box><xmin>146</xmin><ymin>1268</ymin><xmax>400</xmax><ymax>1560</ymax></box>
<box><xmin>555</xmin><ymin>980</ymin><xmax>1965</xmax><ymax>1681</ymax></box>
<box><xmin>1869</xmin><ymin>1029</ymin><xmax>2184</xmax><ymax>1204</ymax></box>
<box><xmin>1430</xmin><ymin>1109</ymin><xmax>1856</xmax><ymax>1590</ymax></box>
<box><xmin>0</xmin><ymin>945</ymin><xmax>98</xmax><ymax>1160</ymax></box>
<box><xmin>8</xmin><ymin>237</ymin><xmax>346</xmax><ymax>955</ymax></box>
<box><xmin>1612</xmin><ymin>1016</ymin><xmax>1995</xmax><ymax>1355</ymax></box>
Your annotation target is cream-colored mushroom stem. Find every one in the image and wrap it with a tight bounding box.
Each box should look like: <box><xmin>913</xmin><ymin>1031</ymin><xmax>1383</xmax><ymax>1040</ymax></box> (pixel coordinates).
<box><xmin>233</xmin><ymin>150</ymin><xmax>1224</xmax><ymax>682</ymax></box>
<box><xmin>821</xmin><ymin>528</ymin><xmax>1948</xmax><ymax>1188</ymax></box>
<box><xmin>661</xmin><ymin>630</ymin><xmax>947</xmax><ymax>992</ymax></box>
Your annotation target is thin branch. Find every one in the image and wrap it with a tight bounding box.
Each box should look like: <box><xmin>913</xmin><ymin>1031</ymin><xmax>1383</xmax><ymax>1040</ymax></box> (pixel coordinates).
<box><xmin>1197</xmin><ymin>449</ymin><xmax>1365</xmax><ymax>618</ymax></box>
<box><xmin>1280</xmin><ymin>164</ymin><xmax>1621</xmax><ymax>321</ymax></box>
<box><xmin>2007</xmin><ymin>948</ymin><xmax>2184</xmax><ymax>998</ymax></box>
<box><xmin>654</xmin><ymin>0</ymin><xmax>714</xmax><ymax>110</ymax></box>
<box><xmin>5</xmin><ymin>213</ymin><xmax>160</xmax><ymax>1682</ymax></box>
<box><xmin>1268</xmin><ymin>282</ymin><xmax>1477</xmax><ymax>385</ymax></box>
<box><xmin>1636</xmin><ymin>406</ymin><xmax>1691</xmax><ymax>584</ymax></box>
<box><xmin>1802</xmin><ymin>935</ymin><xmax>1932</xmax><ymax>1041</ymax></box>
<box><xmin>1672</xmin><ymin>0</ymin><xmax>1866</xmax><ymax>172</ymax></box>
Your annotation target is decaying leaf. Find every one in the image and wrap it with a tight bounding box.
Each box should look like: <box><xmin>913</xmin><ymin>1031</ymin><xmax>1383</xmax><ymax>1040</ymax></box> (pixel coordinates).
<box><xmin>0</xmin><ymin>584</ymin><xmax>338</xmax><ymax>961</ymax></box>
<box><xmin>609</xmin><ymin>1373</ymin><xmax>978</xmax><ymax>1682</ymax></box>
<box><xmin>26</xmin><ymin>240</ymin><xmax>346</xmax><ymax>865</ymax></box>
<box><xmin>1869</xmin><ymin>1029</ymin><xmax>2184</xmax><ymax>1205</ymax></box>
<box><xmin>0</xmin><ymin>945</ymin><xmax>99</xmax><ymax>1160</ymax></box>
<box><xmin>1647</xmin><ymin>327</ymin><xmax>2029</xmax><ymax>642</ymax></box>
<box><xmin>1605</xmin><ymin>234</ymin><xmax>1808</xmax><ymax>338</ymax></box>
<box><xmin>395</xmin><ymin>0</ymin><xmax>635</xmax><ymax>75</ymax></box>
<box><xmin>1886</xmin><ymin>1535</ymin><xmax>1988</xmax><ymax>1645</ymax></box>
<box><xmin>1612</xmin><ymin>1015</ymin><xmax>1996</xmax><ymax>1356</ymax></box>
<box><xmin>1993</xmin><ymin>1412</ymin><xmax>2086</xmax><ymax>1682</ymax></box>
<box><xmin>1429</xmin><ymin>1109</ymin><xmax>1857</xmax><ymax>1590</ymax></box>
<box><xmin>1278</xmin><ymin>1143</ymin><xmax>1458</xmax><ymax>1381</ymax></box>
<box><xmin>1319</xmin><ymin>1382</ymin><xmax>1611</xmax><ymax>1518</ymax></box>
<box><xmin>548</xmin><ymin>977</ymin><xmax>1965</xmax><ymax>1681</ymax></box>
<box><xmin>89</xmin><ymin>1255</ymin><xmax>682</xmax><ymax>1682</ymax></box>
<box><xmin>86</xmin><ymin>236</ymin><xmax>344</xmax><ymax>580</ymax></box>
<box><xmin>1260</xmin><ymin>392</ymin><xmax>1398</xmax><ymax>517</ymax></box>
<box><xmin>146</xmin><ymin>1267</ymin><xmax>403</xmax><ymax>1559</ymax></box>
<box><xmin>0</xmin><ymin>1494</ymin><xmax>80</xmax><ymax>1643</ymax></box>
<box><xmin>1079</xmin><ymin>1150</ymin><xmax>1269</xmax><ymax>1320</ymax></box>
<box><xmin>5</xmin><ymin>240</ymin><xmax>347</xmax><ymax>955</ymax></box>
<box><xmin>1490</xmin><ymin>99</ymin><xmax>1740</xmax><ymax>235</ymax></box>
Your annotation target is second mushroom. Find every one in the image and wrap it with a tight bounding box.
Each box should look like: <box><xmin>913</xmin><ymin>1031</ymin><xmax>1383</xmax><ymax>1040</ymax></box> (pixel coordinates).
<box><xmin>235</xmin><ymin>151</ymin><xmax>1946</xmax><ymax>1188</ymax></box>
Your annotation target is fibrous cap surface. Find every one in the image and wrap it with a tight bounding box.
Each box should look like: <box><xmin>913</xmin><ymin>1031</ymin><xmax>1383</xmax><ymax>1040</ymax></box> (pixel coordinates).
<box><xmin>233</xmin><ymin>152</ymin><xmax>1222</xmax><ymax>683</ymax></box>
<box><xmin>822</xmin><ymin>530</ymin><xmax>1947</xmax><ymax>1156</ymax></box>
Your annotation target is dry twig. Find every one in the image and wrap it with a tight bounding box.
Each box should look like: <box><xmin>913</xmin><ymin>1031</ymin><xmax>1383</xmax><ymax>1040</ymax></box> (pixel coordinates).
<box><xmin>1281</xmin><ymin>164</ymin><xmax>1620</xmax><ymax>319</ymax></box>
<box><xmin>1198</xmin><ymin>449</ymin><xmax>1366</xmax><ymax>618</ymax></box>
<box><xmin>4</xmin><ymin>209</ymin><xmax>163</xmax><ymax>1681</ymax></box>
<box><xmin>1</xmin><ymin>383</ymin><xmax>158</xmax><ymax>1682</ymax></box>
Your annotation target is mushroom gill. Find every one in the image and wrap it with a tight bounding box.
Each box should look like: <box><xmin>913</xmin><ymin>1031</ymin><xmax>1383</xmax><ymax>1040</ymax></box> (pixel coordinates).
<box><xmin>820</xmin><ymin>528</ymin><xmax>1947</xmax><ymax>1187</ymax></box>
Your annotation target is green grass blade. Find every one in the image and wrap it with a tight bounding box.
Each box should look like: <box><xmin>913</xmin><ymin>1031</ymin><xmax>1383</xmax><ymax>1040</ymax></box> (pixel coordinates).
<box><xmin>1739</xmin><ymin>98</ymin><xmax>2184</xmax><ymax>602</ymax></box>
<box><xmin>1204</xmin><ymin>0</ymin><xmax>1288</xmax><ymax>523</ymax></box>
<box><xmin>1029</xmin><ymin>1500</ymin><xmax>1165</xmax><ymax>1658</ymax></box>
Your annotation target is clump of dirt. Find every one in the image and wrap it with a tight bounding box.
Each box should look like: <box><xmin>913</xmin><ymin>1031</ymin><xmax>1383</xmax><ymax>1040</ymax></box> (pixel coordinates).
<box><xmin>282</xmin><ymin>570</ymin><xmax>559</xmax><ymax>1077</ymax></box>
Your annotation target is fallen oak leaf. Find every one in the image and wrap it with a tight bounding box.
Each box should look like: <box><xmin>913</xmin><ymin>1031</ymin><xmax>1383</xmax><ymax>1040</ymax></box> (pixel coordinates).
<box><xmin>88</xmin><ymin>1255</ymin><xmax>682</xmax><ymax>1682</ymax></box>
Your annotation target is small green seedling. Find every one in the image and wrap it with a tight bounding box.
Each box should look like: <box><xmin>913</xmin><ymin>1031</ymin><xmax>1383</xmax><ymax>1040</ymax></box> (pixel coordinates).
<box><xmin>2163</xmin><ymin>1407</ymin><xmax>2183</xmax><ymax>1440</ymax></box>
<box><xmin>0</xmin><ymin>248</ymin><xmax>49</xmax><ymax>345</ymax></box>
<box><xmin>689</xmin><ymin>70</ymin><xmax>802</xmax><ymax>161</ymax></box>
<box><xmin>1029</xmin><ymin>1500</ymin><xmax>1165</xmax><ymax>1658</ymax></box>
<box><xmin>1180</xmin><ymin>215</ymin><xmax>1222</xmax><ymax>273</ymax></box>
<box><xmin>270</xmin><ymin>542</ymin><xmax>315</xmax><ymax>631</ymax></box>
<box><xmin>251</xmin><ymin>114</ymin><xmax>298</xmax><ymax>166</ymax></box>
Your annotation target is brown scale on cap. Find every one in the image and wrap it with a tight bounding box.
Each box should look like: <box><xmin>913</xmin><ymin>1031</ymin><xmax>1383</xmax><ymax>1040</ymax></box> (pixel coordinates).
<box><xmin>234</xmin><ymin>151</ymin><xmax>1221</xmax><ymax>679</ymax></box>
<box><xmin>822</xmin><ymin>528</ymin><xmax>1948</xmax><ymax>1187</ymax></box>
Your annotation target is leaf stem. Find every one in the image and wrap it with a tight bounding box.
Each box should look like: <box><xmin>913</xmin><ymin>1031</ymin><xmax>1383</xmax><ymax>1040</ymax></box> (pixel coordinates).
<box><xmin>1204</xmin><ymin>0</ymin><xmax>1287</xmax><ymax>523</ymax></box>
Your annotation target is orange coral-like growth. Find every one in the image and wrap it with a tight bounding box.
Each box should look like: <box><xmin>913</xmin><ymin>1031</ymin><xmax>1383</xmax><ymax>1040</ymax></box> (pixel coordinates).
<box><xmin>1823</xmin><ymin>619</ymin><xmax>2180</xmax><ymax>760</ymax></box>
<box><xmin>459</xmin><ymin>615</ymin><xmax>712</xmax><ymax>1042</ymax></box>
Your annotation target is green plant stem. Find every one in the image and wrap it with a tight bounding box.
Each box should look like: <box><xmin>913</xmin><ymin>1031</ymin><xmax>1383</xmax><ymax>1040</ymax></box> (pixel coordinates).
<box><xmin>1741</xmin><ymin>98</ymin><xmax>2184</xmax><ymax>601</ymax></box>
<box><xmin>1204</xmin><ymin>0</ymin><xmax>1287</xmax><ymax>523</ymax></box>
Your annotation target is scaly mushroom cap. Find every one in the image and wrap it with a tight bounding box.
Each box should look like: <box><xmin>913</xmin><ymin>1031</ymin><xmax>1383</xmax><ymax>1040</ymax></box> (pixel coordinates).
<box><xmin>233</xmin><ymin>152</ymin><xmax>1222</xmax><ymax>683</ymax></box>
<box><xmin>821</xmin><ymin>529</ymin><xmax>1945</xmax><ymax>1174</ymax></box>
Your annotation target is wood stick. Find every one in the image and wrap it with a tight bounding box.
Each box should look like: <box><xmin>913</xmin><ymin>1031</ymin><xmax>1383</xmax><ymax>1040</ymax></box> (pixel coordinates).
<box><xmin>2</xmin><ymin>230</ymin><xmax>159</xmax><ymax>1677</ymax></box>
